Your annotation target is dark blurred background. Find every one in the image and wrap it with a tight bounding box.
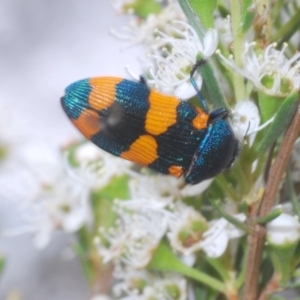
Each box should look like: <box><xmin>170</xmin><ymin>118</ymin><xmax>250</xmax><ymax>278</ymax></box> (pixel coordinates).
<box><xmin>0</xmin><ymin>1</ymin><xmax>139</xmax><ymax>299</ymax></box>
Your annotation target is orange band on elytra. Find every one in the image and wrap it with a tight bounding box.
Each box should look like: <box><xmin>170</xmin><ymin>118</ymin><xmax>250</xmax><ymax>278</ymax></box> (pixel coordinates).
<box><xmin>88</xmin><ymin>77</ymin><xmax>123</xmax><ymax>111</ymax></box>
<box><xmin>72</xmin><ymin>109</ymin><xmax>101</xmax><ymax>139</ymax></box>
<box><xmin>145</xmin><ymin>90</ymin><xmax>178</xmax><ymax>135</ymax></box>
<box><xmin>121</xmin><ymin>135</ymin><xmax>158</xmax><ymax>165</ymax></box>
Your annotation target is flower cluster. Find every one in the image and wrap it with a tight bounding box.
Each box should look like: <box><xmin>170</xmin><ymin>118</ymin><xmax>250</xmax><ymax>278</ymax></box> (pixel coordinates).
<box><xmin>217</xmin><ymin>42</ymin><xmax>300</xmax><ymax>97</ymax></box>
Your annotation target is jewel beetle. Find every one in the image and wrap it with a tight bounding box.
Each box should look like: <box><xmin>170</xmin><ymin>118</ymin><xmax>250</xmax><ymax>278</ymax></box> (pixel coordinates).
<box><xmin>61</xmin><ymin>64</ymin><xmax>241</xmax><ymax>184</ymax></box>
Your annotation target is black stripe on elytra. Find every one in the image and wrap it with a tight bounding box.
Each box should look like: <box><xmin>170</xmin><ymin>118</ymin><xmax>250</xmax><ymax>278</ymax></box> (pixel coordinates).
<box><xmin>91</xmin><ymin>79</ymin><xmax>150</xmax><ymax>156</ymax></box>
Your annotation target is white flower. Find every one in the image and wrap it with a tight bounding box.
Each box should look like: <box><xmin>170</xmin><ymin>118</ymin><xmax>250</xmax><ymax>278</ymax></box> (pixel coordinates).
<box><xmin>167</xmin><ymin>202</ymin><xmax>209</xmax><ymax>255</ymax></box>
<box><xmin>201</xmin><ymin>214</ymin><xmax>246</xmax><ymax>258</ymax></box>
<box><xmin>218</xmin><ymin>42</ymin><xmax>300</xmax><ymax>97</ymax></box>
<box><xmin>216</xmin><ymin>15</ymin><xmax>233</xmax><ymax>48</ymax></box>
<box><xmin>168</xmin><ymin>202</ymin><xmax>246</xmax><ymax>258</ymax></box>
<box><xmin>231</xmin><ymin>99</ymin><xmax>273</xmax><ymax>146</ymax></box>
<box><xmin>115</xmin><ymin>173</ymin><xmax>213</xmax><ymax>223</ymax></box>
<box><xmin>231</xmin><ymin>100</ymin><xmax>260</xmax><ymax>141</ymax></box>
<box><xmin>95</xmin><ymin>204</ymin><xmax>168</xmax><ymax>268</ymax></box>
<box><xmin>94</xmin><ymin>171</ymin><xmax>214</xmax><ymax>268</ymax></box>
<box><xmin>121</xmin><ymin>174</ymin><xmax>181</xmax><ymax>210</ymax></box>
<box><xmin>147</xmin><ymin>23</ymin><xmax>218</xmax><ymax>99</ymax></box>
<box><xmin>267</xmin><ymin>213</ymin><xmax>300</xmax><ymax>245</ymax></box>
<box><xmin>72</xmin><ymin>142</ymin><xmax>134</xmax><ymax>190</ymax></box>
<box><xmin>180</xmin><ymin>179</ymin><xmax>213</xmax><ymax>197</ymax></box>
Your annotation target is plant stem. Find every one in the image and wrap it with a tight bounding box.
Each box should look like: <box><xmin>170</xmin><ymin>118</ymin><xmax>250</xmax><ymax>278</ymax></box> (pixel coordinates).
<box><xmin>230</xmin><ymin>0</ymin><xmax>246</xmax><ymax>101</ymax></box>
<box><xmin>244</xmin><ymin>97</ymin><xmax>300</xmax><ymax>300</ymax></box>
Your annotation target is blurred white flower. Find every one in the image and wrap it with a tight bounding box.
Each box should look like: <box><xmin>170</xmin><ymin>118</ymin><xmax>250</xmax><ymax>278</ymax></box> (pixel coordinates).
<box><xmin>111</xmin><ymin>2</ymin><xmax>185</xmax><ymax>48</ymax></box>
<box><xmin>216</xmin><ymin>15</ymin><xmax>233</xmax><ymax>48</ymax></box>
<box><xmin>72</xmin><ymin>142</ymin><xmax>134</xmax><ymax>189</ymax></box>
<box><xmin>74</xmin><ymin>142</ymin><xmax>103</xmax><ymax>162</ymax></box>
<box><xmin>147</xmin><ymin>23</ymin><xmax>218</xmax><ymax>99</ymax></box>
<box><xmin>217</xmin><ymin>42</ymin><xmax>300</xmax><ymax>97</ymax></box>
<box><xmin>113</xmin><ymin>266</ymin><xmax>152</xmax><ymax>298</ymax></box>
<box><xmin>112</xmin><ymin>0</ymin><xmax>136</xmax><ymax>13</ymax></box>
<box><xmin>90</xmin><ymin>295</ymin><xmax>111</xmax><ymax>300</ymax></box>
<box><xmin>113</xmin><ymin>265</ymin><xmax>187</xmax><ymax>300</ymax></box>
<box><xmin>2</xmin><ymin>143</ymin><xmax>91</xmax><ymax>249</ymax></box>
<box><xmin>0</xmin><ymin>102</ymin><xmax>27</xmax><ymax>170</ymax></box>
<box><xmin>267</xmin><ymin>213</ymin><xmax>300</xmax><ymax>245</ymax></box>
<box><xmin>142</xmin><ymin>277</ymin><xmax>187</xmax><ymax>300</ymax></box>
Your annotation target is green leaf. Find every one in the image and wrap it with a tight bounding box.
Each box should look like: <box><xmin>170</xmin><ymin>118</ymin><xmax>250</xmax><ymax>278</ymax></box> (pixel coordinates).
<box><xmin>256</xmin><ymin>209</ymin><xmax>282</xmax><ymax>224</ymax></box>
<box><xmin>118</xmin><ymin>0</ymin><xmax>162</xmax><ymax>19</ymax></box>
<box><xmin>270</xmin><ymin>296</ymin><xmax>286</xmax><ymax>300</ymax></box>
<box><xmin>64</xmin><ymin>140</ymin><xmax>85</xmax><ymax>167</ymax></box>
<box><xmin>271</xmin><ymin>7</ymin><xmax>300</xmax><ymax>46</ymax></box>
<box><xmin>241</xmin><ymin>0</ymin><xmax>255</xmax><ymax>33</ymax></box>
<box><xmin>95</xmin><ymin>175</ymin><xmax>130</xmax><ymax>201</ymax></box>
<box><xmin>129</xmin><ymin>0</ymin><xmax>162</xmax><ymax>19</ymax></box>
<box><xmin>178</xmin><ymin>0</ymin><xmax>206</xmax><ymax>38</ymax></box>
<box><xmin>147</xmin><ymin>243</ymin><xmax>226</xmax><ymax>292</ymax></box>
<box><xmin>199</xmin><ymin>62</ymin><xmax>228</xmax><ymax>109</ymax></box>
<box><xmin>0</xmin><ymin>146</ymin><xmax>7</xmax><ymax>162</ymax></box>
<box><xmin>256</xmin><ymin>91</ymin><xmax>298</xmax><ymax>153</ymax></box>
<box><xmin>178</xmin><ymin>0</ymin><xmax>227</xmax><ymax>109</ymax></box>
<box><xmin>208</xmin><ymin>198</ymin><xmax>251</xmax><ymax>234</ymax></box>
<box><xmin>91</xmin><ymin>175</ymin><xmax>130</xmax><ymax>229</ymax></box>
<box><xmin>186</xmin><ymin>0</ymin><xmax>217</xmax><ymax>29</ymax></box>
<box><xmin>0</xmin><ymin>257</ymin><xmax>5</xmax><ymax>274</ymax></box>
<box><xmin>258</xmin><ymin>91</ymin><xmax>285</xmax><ymax>123</ymax></box>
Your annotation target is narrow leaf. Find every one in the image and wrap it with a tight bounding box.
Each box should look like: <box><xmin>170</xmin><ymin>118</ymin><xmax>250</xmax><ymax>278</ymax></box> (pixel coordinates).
<box><xmin>256</xmin><ymin>209</ymin><xmax>282</xmax><ymax>224</ymax></box>
<box><xmin>178</xmin><ymin>0</ymin><xmax>227</xmax><ymax>109</ymax></box>
<box><xmin>199</xmin><ymin>62</ymin><xmax>228</xmax><ymax>109</ymax></box>
<box><xmin>187</xmin><ymin>0</ymin><xmax>217</xmax><ymax>29</ymax></box>
<box><xmin>0</xmin><ymin>257</ymin><xmax>5</xmax><ymax>274</ymax></box>
<box><xmin>177</xmin><ymin>0</ymin><xmax>206</xmax><ymax>38</ymax></box>
<box><xmin>271</xmin><ymin>7</ymin><xmax>300</xmax><ymax>46</ymax></box>
<box><xmin>256</xmin><ymin>92</ymin><xmax>298</xmax><ymax>153</ymax></box>
<box><xmin>241</xmin><ymin>0</ymin><xmax>255</xmax><ymax>33</ymax></box>
<box><xmin>148</xmin><ymin>243</ymin><xmax>226</xmax><ymax>292</ymax></box>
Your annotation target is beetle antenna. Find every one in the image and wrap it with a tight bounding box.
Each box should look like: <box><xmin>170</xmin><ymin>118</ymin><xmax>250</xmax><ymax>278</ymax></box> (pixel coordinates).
<box><xmin>190</xmin><ymin>59</ymin><xmax>207</xmax><ymax>78</ymax></box>
<box><xmin>190</xmin><ymin>59</ymin><xmax>208</xmax><ymax>113</ymax></box>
